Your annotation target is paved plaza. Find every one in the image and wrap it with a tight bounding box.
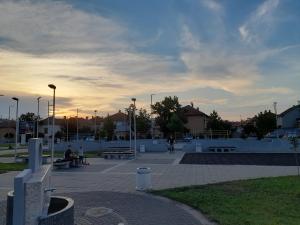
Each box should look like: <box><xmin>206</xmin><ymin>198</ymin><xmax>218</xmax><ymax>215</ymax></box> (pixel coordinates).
<box><xmin>1</xmin><ymin>151</ymin><xmax>299</xmax><ymax>225</ymax></box>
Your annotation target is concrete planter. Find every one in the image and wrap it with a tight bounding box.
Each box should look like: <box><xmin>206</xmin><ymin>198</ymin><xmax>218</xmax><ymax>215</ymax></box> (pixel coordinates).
<box><xmin>6</xmin><ymin>192</ymin><xmax>74</xmax><ymax>225</ymax></box>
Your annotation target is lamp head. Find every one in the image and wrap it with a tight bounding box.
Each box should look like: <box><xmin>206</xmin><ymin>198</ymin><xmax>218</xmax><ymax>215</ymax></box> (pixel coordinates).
<box><xmin>12</xmin><ymin>97</ymin><xmax>19</xmax><ymax>101</ymax></box>
<box><xmin>131</xmin><ymin>98</ymin><xmax>136</xmax><ymax>102</ymax></box>
<box><xmin>48</xmin><ymin>84</ymin><xmax>56</xmax><ymax>89</ymax></box>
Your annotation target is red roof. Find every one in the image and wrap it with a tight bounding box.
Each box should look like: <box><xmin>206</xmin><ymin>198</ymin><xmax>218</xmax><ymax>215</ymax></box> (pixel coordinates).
<box><xmin>182</xmin><ymin>105</ymin><xmax>209</xmax><ymax>117</ymax></box>
<box><xmin>108</xmin><ymin>110</ymin><xmax>128</xmax><ymax>122</ymax></box>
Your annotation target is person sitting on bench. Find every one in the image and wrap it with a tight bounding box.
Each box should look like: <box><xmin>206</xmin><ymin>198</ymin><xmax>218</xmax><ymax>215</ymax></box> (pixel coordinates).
<box><xmin>64</xmin><ymin>145</ymin><xmax>74</xmax><ymax>161</ymax></box>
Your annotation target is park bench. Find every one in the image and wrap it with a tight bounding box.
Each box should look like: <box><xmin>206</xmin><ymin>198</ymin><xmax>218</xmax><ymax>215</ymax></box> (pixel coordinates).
<box><xmin>53</xmin><ymin>160</ymin><xmax>71</xmax><ymax>169</ymax></box>
<box><xmin>103</xmin><ymin>150</ymin><xmax>134</xmax><ymax>160</ymax></box>
<box><xmin>208</xmin><ymin>146</ymin><xmax>236</xmax><ymax>153</ymax></box>
<box><xmin>16</xmin><ymin>154</ymin><xmax>51</xmax><ymax>164</ymax></box>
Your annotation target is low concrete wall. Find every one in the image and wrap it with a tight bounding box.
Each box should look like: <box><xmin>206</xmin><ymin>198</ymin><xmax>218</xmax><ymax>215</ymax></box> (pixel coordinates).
<box><xmin>53</xmin><ymin>138</ymin><xmax>294</xmax><ymax>153</ymax></box>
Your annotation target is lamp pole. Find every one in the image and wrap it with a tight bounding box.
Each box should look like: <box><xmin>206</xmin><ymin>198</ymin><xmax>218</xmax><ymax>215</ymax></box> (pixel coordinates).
<box><xmin>273</xmin><ymin>102</ymin><xmax>278</xmax><ymax>139</ymax></box>
<box><xmin>77</xmin><ymin>108</ymin><xmax>79</xmax><ymax>142</ymax></box>
<box><xmin>94</xmin><ymin>110</ymin><xmax>97</xmax><ymax>140</ymax></box>
<box><xmin>0</xmin><ymin>95</ymin><xmax>4</xmax><ymax>120</ymax></box>
<box><xmin>12</xmin><ymin>97</ymin><xmax>19</xmax><ymax>161</ymax></box>
<box><xmin>129</xmin><ymin>108</ymin><xmax>132</xmax><ymax>150</ymax></box>
<box><xmin>48</xmin><ymin>84</ymin><xmax>56</xmax><ymax>167</ymax></box>
<box><xmin>36</xmin><ymin>97</ymin><xmax>41</xmax><ymax>138</ymax></box>
<box><xmin>131</xmin><ymin>98</ymin><xmax>137</xmax><ymax>158</ymax></box>
<box><xmin>150</xmin><ymin>94</ymin><xmax>155</xmax><ymax>140</ymax></box>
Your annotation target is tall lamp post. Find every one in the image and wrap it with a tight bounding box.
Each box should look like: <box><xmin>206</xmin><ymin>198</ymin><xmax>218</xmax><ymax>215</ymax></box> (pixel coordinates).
<box><xmin>0</xmin><ymin>95</ymin><xmax>4</xmax><ymax>119</ymax></box>
<box><xmin>76</xmin><ymin>108</ymin><xmax>79</xmax><ymax>142</ymax></box>
<box><xmin>94</xmin><ymin>110</ymin><xmax>97</xmax><ymax>140</ymax></box>
<box><xmin>273</xmin><ymin>102</ymin><xmax>278</xmax><ymax>139</ymax></box>
<box><xmin>48</xmin><ymin>84</ymin><xmax>56</xmax><ymax>167</ymax></box>
<box><xmin>12</xmin><ymin>97</ymin><xmax>19</xmax><ymax>161</ymax></box>
<box><xmin>131</xmin><ymin>98</ymin><xmax>137</xmax><ymax>158</ymax></box>
<box><xmin>36</xmin><ymin>97</ymin><xmax>41</xmax><ymax>138</ymax></box>
<box><xmin>150</xmin><ymin>94</ymin><xmax>155</xmax><ymax>140</ymax></box>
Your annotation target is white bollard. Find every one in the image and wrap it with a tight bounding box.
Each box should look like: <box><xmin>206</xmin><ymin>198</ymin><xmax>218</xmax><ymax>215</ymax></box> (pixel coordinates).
<box><xmin>136</xmin><ymin>167</ymin><xmax>152</xmax><ymax>191</ymax></box>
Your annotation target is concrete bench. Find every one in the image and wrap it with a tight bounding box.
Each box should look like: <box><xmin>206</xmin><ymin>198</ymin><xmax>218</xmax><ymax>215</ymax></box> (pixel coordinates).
<box><xmin>208</xmin><ymin>146</ymin><xmax>237</xmax><ymax>153</ymax></box>
<box><xmin>16</xmin><ymin>155</ymin><xmax>51</xmax><ymax>164</ymax></box>
<box><xmin>103</xmin><ymin>151</ymin><xmax>134</xmax><ymax>160</ymax></box>
<box><xmin>53</xmin><ymin>161</ymin><xmax>71</xmax><ymax>169</ymax></box>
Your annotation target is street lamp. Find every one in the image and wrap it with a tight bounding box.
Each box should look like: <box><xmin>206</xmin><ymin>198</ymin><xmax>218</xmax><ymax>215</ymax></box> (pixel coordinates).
<box><xmin>131</xmin><ymin>98</ymin><xmax>137</xmax><ymax>158</ymax></box>
<box><xmin>0</xmin><ymin>95</ymin><xmax>4</xmax><ymax>119</ymax></box>
<box><xmin>12</xmin><ymin>97</ymin><xmax>19</xmax><ymax>161</ymax></box>
<box><xmin>48</xmin><ymin>84</ymin><xmax>56</xmax><ymax>167</ymax></box>
<box><xmin>150</xmin><ymin>94</ymin><xmax>155</xmax><ymax>140</ymax></box>
<box><xmin>94</xmin><ymin>110</ymin><xmax>97</xmax><ymax>140</ymax></box>
<box><xmin>36</xmin><ymin>97</ymin><xmax>41</xmax><ymax>138</ymax></box>
<box><xmin>273</xmin><ymin>102</ymin><xmax>278</xmax><ymax>139</ymax></box>
<box><xmin>76</xmin><ymin>108</ymin><xmax>79</xmax><ymax>142</ymax></box>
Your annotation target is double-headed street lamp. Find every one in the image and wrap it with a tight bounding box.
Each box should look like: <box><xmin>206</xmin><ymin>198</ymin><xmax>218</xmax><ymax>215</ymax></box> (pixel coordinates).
<box><xmin>36</xmin><ymin>97</ymin><xmax>42</xmax><ymax>138</ymax></box>
<box><xmin>48</xmin><ymin>84</ymin><xmax>56</xmax><ymax>167</ymax></box>
<box><xmin>12</xmin><ymin>97</ymin><xmax>19</xmax><ymax>161</ymax></box>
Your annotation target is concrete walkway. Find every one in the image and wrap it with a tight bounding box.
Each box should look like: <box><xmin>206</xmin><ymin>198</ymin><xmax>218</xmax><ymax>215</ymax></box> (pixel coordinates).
<box><xmin>0</xmin><ymin>151</ymin><xmax>299</xmax><ymax>225</ymax></box>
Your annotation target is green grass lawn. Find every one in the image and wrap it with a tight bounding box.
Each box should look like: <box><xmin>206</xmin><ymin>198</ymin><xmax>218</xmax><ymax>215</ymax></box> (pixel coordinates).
<box><xmin>0</xmin><ymin>163</ymin><xmax>27</xmax><ymax>174</ymax></box>
<box><xmin>153</xmin><ymin>176</ymin><xmax>300</xmax><ymax>225</ymax></box>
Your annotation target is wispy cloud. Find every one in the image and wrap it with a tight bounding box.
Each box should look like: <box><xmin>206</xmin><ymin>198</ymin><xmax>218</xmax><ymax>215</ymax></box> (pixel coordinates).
<box><xmin>239</xmin><ymin>0</ymin><xmax>280</xmax><ymax>43</ymax></box>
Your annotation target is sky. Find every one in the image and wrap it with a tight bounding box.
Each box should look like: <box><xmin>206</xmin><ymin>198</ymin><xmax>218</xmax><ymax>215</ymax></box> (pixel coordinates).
<box><xmin>0</xmin><ymin>0</ymin><xmax>299</xmax><ymax>121</ymax></box>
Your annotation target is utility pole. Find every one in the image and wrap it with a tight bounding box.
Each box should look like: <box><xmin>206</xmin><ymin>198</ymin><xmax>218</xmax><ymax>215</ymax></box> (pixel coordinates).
<box><xmin>12</xmin><ymin>97</ymin><xmax>19</xmax><ymax>162</ymax></box>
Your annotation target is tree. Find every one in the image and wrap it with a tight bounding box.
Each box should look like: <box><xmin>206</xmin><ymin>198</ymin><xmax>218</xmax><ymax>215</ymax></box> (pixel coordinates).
<box><xmin>102</xmin><ymin>115</ymin><xmax>116</xmax><ymax>141</ymax></box>
<box><xmin>136</xmin><ymin>108</ymin><xmax>151</xmax><ymax>135</ymax></box>
<box><xmin>254</xmin><ymin>110</ymin><xmax>276</xmax><ymax>139</ymax></box>
<box><xmin>207</xmin><ymin>110</ymin><xmax>232</xmax><ymax>130</ymax></box>
<box><xmin>167</xmin><ymin>113</ymin><xmax>184</xmax><ymax>137</ymax></box>
<box><xmin>152</xmin><ymin>96</ymin><xmax>186</xmax><ymax>137</ymax></box>
<box><xmin>20</xmin><ymin>112</ymin><xmax>38</xmax><ymax>121</ymax></box>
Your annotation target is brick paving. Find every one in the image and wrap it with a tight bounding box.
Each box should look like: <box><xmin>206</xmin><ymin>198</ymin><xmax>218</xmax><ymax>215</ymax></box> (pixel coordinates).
<box><xmin>0</xmin><ymin>191</ymin><xmax>202</xmax><ymax>225</ymax></box>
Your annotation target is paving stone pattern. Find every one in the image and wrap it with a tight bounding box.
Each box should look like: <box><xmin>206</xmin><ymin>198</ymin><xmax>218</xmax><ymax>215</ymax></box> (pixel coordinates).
<box><xmin>1</xmin><ymin>191</ymin><xmax>201</xmax><ymax>225</ymax></box>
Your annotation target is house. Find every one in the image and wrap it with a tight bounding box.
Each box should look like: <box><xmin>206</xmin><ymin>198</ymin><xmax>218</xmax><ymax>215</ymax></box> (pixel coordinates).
<box><xmin>0</xmin><ymin>119</ymin><xmax>15</xmax><ymax>142</ymax></box>
<box><xmin>108</xmin><ymin>110</ymin><xmax>129</xmax><ymax>139</ymax></box>
<box><xmin>182</xmin><ymin>104</ymin><xmax>209</xmax><ymax>136</ymax></box>
<box><xmin>277</xmin><ymin>104</ymin><xmax>300</xmax><ymax>129</ymax></box>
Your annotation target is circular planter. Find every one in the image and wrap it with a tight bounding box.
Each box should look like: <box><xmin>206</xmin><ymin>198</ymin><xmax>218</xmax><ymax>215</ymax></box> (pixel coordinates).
<box><xmin>6</xmin><ymin>192</ymin><xmax>74</xmax><ymax>225</ymax></box>
<box><xmin>39</xmin><ymin>196</ymin><xmax>74</xmax><ymax>225</ymax></box>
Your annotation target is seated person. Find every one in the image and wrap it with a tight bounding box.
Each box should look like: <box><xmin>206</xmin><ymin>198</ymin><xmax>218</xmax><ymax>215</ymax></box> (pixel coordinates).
<box><xmin>64</xmin><ymin>146</ymin><xmax>73</xmax><ymax>161</ymax></box>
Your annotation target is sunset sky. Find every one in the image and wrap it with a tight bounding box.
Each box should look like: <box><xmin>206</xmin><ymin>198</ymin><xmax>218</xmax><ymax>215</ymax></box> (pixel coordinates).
<box><xmin>0</xmin><ymin>0</ymin><xmax>299</xmax><ymax>120</ymax></box>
